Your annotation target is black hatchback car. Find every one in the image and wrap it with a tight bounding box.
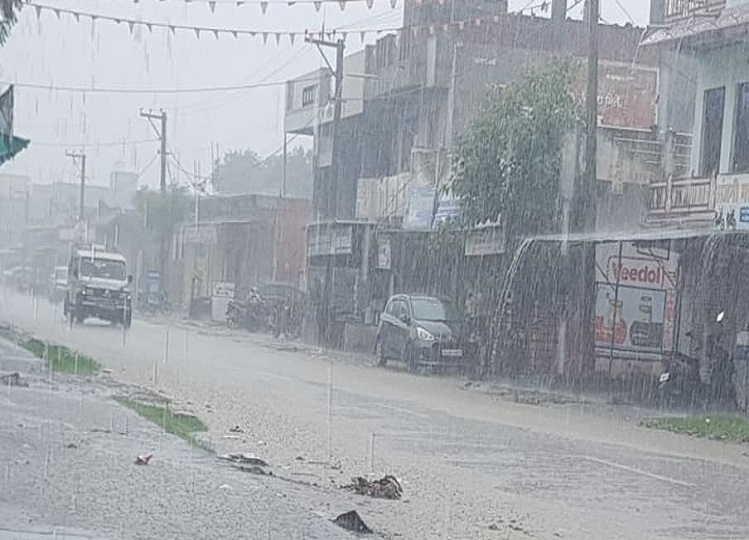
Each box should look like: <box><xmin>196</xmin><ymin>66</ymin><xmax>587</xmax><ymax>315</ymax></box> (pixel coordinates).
<box><xmin>375</xmin><ymin>294</ymin><xmax>470</xmax><ymax>370</ymax></box>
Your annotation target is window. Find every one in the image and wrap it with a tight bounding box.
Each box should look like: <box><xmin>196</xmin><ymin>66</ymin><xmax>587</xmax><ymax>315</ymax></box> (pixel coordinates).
<box><xmin>700</xmin><ymin>87</ymin><xmax>725</xmax><ymax>177</ymax></box>
<box><xmin>301</xmin><ymin>84</ymin><xmax>317</xmax><ymax>107</ymax></box>
<box><xmin>733</xmin><ymin>83</ymin><xmax>749</xmax><ymax>173</ymax></box>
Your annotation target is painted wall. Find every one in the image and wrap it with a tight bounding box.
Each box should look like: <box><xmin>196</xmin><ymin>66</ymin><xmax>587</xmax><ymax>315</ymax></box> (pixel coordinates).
<box><xmin>690</xmin><ymin>43</ymin><xmax>749</xmax><ymax>175</ymax></box>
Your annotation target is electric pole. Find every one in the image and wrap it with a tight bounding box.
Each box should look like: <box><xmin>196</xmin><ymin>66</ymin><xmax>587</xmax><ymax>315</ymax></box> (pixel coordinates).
<box><xmin>66</xmin><ymin>150</ymin><xmax>87</xmax><ymax>222</ymax></box>
<box><xmin>140</xmin><ymin>109</ymin><xmax>168</xmax><ymax>193</ymax></box>
<box><xmin>305</xmin><ymin>36</ymin><xmax>345</xmax><ymax>218</ymax></box>
<box><xmin>140</xmin><ymin>109</ymin><xmax>169</xmax><ymax>294</ymax></box>
<box><xmin>306</xmin><ymin>36</ymin><xmax>345</xmax><ymax>346</ymax></box>
<box><xmin>576</xmin><ymin>0</ymin><xmax>599</xmax><ymax>375</ymax></box>
<box><xmin>583</xmin><ymin>0</ymin><xmax>599</xmax><ymax>232</ymax></box>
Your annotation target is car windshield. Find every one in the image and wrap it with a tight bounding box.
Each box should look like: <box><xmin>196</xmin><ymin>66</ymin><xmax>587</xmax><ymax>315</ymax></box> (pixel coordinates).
<box><xmin>79</xmin><ymin>258</ymin><xmax>126</xmax><ymax>280</ymax></box>
<box><xmin>410</xmin><ymin>297</ymin><xmax>461</xmax><ymax>322</ymax></box>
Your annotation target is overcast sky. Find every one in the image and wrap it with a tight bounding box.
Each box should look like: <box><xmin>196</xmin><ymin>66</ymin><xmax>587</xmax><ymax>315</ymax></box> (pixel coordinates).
<box><xmin>0</xmin><ymin>0</ymin><xmax>651</xmax><ymax>189</ymax></box>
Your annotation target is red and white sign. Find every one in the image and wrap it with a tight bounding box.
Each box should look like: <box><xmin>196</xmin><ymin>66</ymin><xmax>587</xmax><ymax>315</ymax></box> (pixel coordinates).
<box><xmin>595</xmin><ymin>242</ymin><xmax>679</xmax><ymax>354</ymax></box>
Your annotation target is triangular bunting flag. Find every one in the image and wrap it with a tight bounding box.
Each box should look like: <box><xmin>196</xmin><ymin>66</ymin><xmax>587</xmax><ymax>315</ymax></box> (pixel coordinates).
<box><xmin>169</xmin><ymin>25</ymin><xmax>176</xmax><ymax>34</ymax></box>
<box><xmin>250</xmin><ymin>31</ymin><xmax>257</xmax><ymax>37</ymax></box>
<box><xmin>114</xmin><ymin>18</ymin><xmax>121</xmax><ymax>24</ymax></box>
<box><xmin>146</xmin><ymin>23</ymin><xmax>153</xmax><ymax>32</ymax></box>
<box><xmin>288</xmin><ymin>1</ymin><xmax>296</xmax><ymax>5</ymax></box>
<box><xmin>366</xmin><ymin>0</ymin><xmax>374</xmax><ymax>7</ymax></box>
<box><xmin>209</xmin><ymin>1</ymin><xmax>216</xmax><ymax>13</ymax></box>
<box><xmin>341</xmin><ymin>32</ymin><xmax>347</xmax><ymax>43</ymax></box>
<box><xmin>236</xmin><ymin>1</ymin><xmax>244</xmax><ymax>5</ymax></box>
<box><xmin>34</xmin><ymin>5</ymin><xmax>41</xmax><ymax>19</ymax></box>
<box><xmin>359</xmin><ymin>31</ymin><xmax>365</xmax><ymax>43</ymax></box>
<box><xmin>275</xmin><ymin>32</ymin><xmax>281</xmax><ymax>44</ymax></box>
<box><xmin>338</xmin><ymin>0</ymin><xmax>346</xmax><ymax>11</ymax></box>
<box><xmin>260</xmin><ymin>1</ymin><xmax>268</xmax><ymax>14</ymax></box>
<box><xmin>213</xmin><ymin>29</ymin><xmax>219</xmax><ymax>39</ymax></box>
<box><xmin>289</xmin><ymin>32</ymin><xmax>295</xmax><ymax>45</ymax></box>
<box><xmin>314</xmin><ymin>1</ymin><xmax>322</xmax><ymax>12</ymax></box>
<box><xmin>194</xmin><ymin>27</ymin><xmax>201</xmax><ymax>38</ymax></box>
<box><xmin>458</xmin><ymin>21</ymin><xmax>465</xmax><ymax>30</ymax></box>
<box><xmin>74</xmin><ymin>12</ymin><xmax>80</xmax><ymax>22</ymax></box>
<box><xmin>389</xmin><ymin>0</ymin><xmax>397</xmax><ymax>8</ymax></box>
<box><xmin>53</xmin><ymin>9</ymin><xmax>60</xmax><ymax>19</ymax></box>
<box><xmin>262</xmin><ymin>32</ymin><xmax>268</xmax><ymax>44</ymax></box>
<box><xmin>128</xmin><ymin>21</ymin><xmax>135</xmax><ymax>34</ymax></box>
<box><xmin>231</xmin><ymin>30</ymin><xmax>238</xmax><ymax>38</ymax></box>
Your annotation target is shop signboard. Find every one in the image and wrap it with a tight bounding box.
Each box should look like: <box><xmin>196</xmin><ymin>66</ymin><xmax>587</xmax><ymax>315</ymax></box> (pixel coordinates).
<box><xmin>594</xmin><ymin>242</ymin><xmax>679</xmax><ymax>354</ymax></box>
<box><xmin>465</xmin><ymin>224</ymin><xmax>504</xmax><ymax>256</ymax></box>
<box><xmin>307</xmin><ymin>224</ymin><xmax>353</xmax><ymax>256</ymax></box>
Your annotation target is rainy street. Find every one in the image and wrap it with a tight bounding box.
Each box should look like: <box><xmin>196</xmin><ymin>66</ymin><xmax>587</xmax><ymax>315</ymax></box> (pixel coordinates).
<box><xmin>2</xmin><ymin>290</ymin><xmax>749</xmax><ymax>540</ymax></box>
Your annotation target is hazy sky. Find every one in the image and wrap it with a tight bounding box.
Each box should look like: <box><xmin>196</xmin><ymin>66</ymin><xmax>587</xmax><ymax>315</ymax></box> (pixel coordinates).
<box><xmin>0</xmin><ymin>0</ymin><xmax>650</xmax><ymax>189</ymax></box>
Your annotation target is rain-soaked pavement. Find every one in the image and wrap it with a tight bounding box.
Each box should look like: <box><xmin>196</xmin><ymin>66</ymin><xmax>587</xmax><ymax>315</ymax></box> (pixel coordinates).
<box><xmin>2</xmin><ymin>288</ymin><xmax>749</xmax><ymax>540</ymax></box>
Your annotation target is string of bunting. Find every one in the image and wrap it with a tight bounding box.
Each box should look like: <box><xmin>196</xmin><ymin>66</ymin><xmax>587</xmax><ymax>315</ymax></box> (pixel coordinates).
<box><xmin>24</xmin><ymin>1</ymin><xmax>512</xmax><ymax>45</ymax></box>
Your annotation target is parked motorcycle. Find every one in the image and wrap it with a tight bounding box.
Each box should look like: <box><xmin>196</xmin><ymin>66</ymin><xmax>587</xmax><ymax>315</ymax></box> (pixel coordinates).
<box><xmin>271</xmin><ymin>299</ymin><xmax>303</xmax><ymax>339</ymax></box>
<box><xmin>226</xmin><ymin>295</ymin><xmax>271</xmax><ymax>332</ymax></box>
<box><xmin>657</xmin><ymin>351</ymin><xmax>704</xmax><ymax>409</ymax></box>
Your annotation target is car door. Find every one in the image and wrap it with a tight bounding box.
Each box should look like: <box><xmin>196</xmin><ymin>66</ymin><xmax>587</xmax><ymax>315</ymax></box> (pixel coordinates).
<box><xmin>391</xmin><ymin>298</ymin><xmax>412</xmax><ymax>357</ymax></box>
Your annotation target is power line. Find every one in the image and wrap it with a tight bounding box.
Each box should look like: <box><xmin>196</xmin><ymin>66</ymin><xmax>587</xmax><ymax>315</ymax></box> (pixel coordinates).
<box><xmin>31</xmin><ymin>138</ymin><xmax>158</xmax><ymax>147</ymax></box>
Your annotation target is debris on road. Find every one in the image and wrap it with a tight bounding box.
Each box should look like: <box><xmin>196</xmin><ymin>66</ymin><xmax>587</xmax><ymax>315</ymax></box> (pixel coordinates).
<box><xmin>135</xmin><ymin>453</ymin><xmax>153</xmax><ymax>465</ymax></box>
<box><xmin>333</xmin><ymin>510</ymin><xmax>372</xmax><ymax>534</ymax></box>
<box><xmin>228</xmin><ymin>425</ymin><xmax>244</xmax><ymax>433</ymax></box>
<box><xmin>218</xmin><ymin>452</ymin><xmax>273</xmax><ymax>475</ymax></box>
<box><xmin>342</xmin><ymin>475</ymin><xmax>403</xmax><ymax>500</ymax></box>
<box><xmin>1</xmin><ymin>372</ymin><xmax>28</xmax><ymax>387</ymax></box>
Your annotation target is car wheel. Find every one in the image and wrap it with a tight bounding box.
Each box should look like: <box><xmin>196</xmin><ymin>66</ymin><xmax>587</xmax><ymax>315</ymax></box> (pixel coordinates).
<box><xmin>374</xmin><ymin>337</ymin><xmax>387</xmax><ymax>367</ymax></box>
<box><xmin>123</xmin><ymin>310</ymin><xmax>132</xmax><ymax>330</ymax></box>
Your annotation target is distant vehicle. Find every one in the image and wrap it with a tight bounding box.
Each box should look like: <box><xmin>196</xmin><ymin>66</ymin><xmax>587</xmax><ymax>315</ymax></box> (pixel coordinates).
<box><xmin>375</xmin><ymin>294</ymin><xmax>474</xmax><ymax>372</ymax></box>
<box><xmin>48</xmin><ymin>266</ymin><xmax>68</xmax><ymax>303</ymax></box>
<box><xmin>63</xmin><ymin>244</ymin><xmax>133</xmax><ymax>328</ymax></box>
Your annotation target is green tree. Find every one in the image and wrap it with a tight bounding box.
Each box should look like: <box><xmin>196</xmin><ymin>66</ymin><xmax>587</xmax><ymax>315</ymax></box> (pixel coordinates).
<box><xmin>133</xmin><ymin>187</ymin><xmax>192</xmax><ymax>238</ymax></box>
<box><xmin>213</xmin><ymin>146</ymin><xmax>312</xmax><ymax>199</ymax></box>
<box><xmin>0</xmin><ymin>1</ymin><xmax>20</xmax><ymax>45</ymax></box>
<box><xmin>449</xmin><ymin>60</ymin><xmax>581</xmax><ymax>241</ymax></box>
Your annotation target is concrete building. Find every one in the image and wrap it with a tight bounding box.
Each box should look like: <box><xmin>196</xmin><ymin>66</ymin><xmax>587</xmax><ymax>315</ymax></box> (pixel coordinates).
<box><xmin>644</xmin><ymin>0</ymin><xmax>749</xmax><ymax>227</ymax></box>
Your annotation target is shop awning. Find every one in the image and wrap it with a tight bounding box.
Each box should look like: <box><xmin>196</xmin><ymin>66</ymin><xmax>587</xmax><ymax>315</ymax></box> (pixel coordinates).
<box><xmin>0</xmin><ymin>135</ymin><xmax>29</xmax><ymax>165</ymax></box>
<box><xmin>532</xmin><ymin>228</ymin><xmax>749</xmax><ymax>245</ymax></box>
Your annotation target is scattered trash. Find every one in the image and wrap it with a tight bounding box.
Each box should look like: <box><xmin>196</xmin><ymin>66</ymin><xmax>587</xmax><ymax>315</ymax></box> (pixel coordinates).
<box><xmin>333</xmin><ymin>510</ymin><xmax>372</xmax><ymax>534</ymax></box>
<box><xmin>134</xmin><ymin>453</ymin><xmax>153</xmax><ymax>465</ymax></box>
<box><xmin>218</xmin><ymin>452</ymin><xmax>272</xmax><ymax>475</ymax></box>
<box><xmin>228</xmin><ymin>425</ymin><xmax>244</xmax><ymax>433</ymax></box>
<box><xmin>0</xmin><ymin>372</ymin><xmax>28</xmax><ymax>387</ymax></box>
<box><xmin>295</xmin><ymin>455</ymin><xmax>305</xmax><ymax>461</ymax></box>
<box><xmin>343</xmin><ymin>475</ymin><xmax>402</xmax><ymax>500</ymax></box>
<box><xmin>488</xmin><ymin>523</ymin><xmax>501</xmax><ymax>531</ymax></box>
<box><xmin>218</xmin><ymin>484</ymin><xmax>233</xmax><ymax>490</ymax></box>
<box><xmin>65</xmin><ymin>442</ymin><xmax>78</xmax><ymax>449</ymax></box>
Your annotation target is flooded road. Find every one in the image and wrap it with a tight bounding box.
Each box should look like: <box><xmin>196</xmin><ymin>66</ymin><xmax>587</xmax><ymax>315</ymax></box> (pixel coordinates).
<box><xmin>2</xmin><ymin>290</ymin><xmax>749</xmax><ymax>540</ymax></box>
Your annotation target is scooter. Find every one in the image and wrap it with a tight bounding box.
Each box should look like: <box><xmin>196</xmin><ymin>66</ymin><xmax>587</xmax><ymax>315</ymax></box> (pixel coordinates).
<box><xmin>657</xmin><ymin>350</ymin><xmax>704</xmax><ymax>408</ymax></box>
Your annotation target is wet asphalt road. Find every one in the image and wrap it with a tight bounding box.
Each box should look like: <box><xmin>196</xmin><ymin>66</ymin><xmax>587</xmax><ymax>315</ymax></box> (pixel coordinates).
<box><xmin>2</xmin><ymin>289</ymin><xmax>749</xmax><ymax>540</ymax></box>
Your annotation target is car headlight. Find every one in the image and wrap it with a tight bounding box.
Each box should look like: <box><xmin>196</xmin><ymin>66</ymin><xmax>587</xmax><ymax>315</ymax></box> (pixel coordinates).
<box><xmin>416</xmin><ymin>327</ymin><xmax>435</xmax><ymax>342</ymax></box>
<box><xmin>79</xmin><ymin>289</ymin><xmax>87</xmax><ymax>296</ymax></box>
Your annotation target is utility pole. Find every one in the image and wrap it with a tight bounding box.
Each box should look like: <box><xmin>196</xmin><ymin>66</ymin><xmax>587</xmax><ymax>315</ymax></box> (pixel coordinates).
<box><xmin>583</xmin><ymin>0</ymin><xmax>599</xmax><ymax>232</ymax></box>
<box><xmin>140</xmin><ymin>109</ymin><xmax>168</xmax><ymax>193</ymax></box>
<box><xmin>306</xmin><ymin>36</ymin><xmax>345</xmax><ymax>346</ymax></box>
<box><xmin>282</xmin><ymin>134</ymin><xmax>288</xmax><ymax>198</ymax></box>
<box><xmin>574</xmin><ymin>0</ymin><xmax>599</xmax><ymax>376</ymax></box>
<box><xmin>66</xmin><ymin>150</ymin><xmax>86</xmax><ymax>222</ymax></box>
<box><xmin>305</xmin><ymin>36</ymin><xmax>345</xmax><ymax>218</ymax></box>
<box><xmin>140</xmin><ymin>109</ymin><xmax>169</xmax><ymax>293</ymax></box>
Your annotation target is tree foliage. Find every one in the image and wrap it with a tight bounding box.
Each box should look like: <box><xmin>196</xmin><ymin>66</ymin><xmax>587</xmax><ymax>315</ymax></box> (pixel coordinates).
<box><xmin>0</xmin><ymin>1</ymin><xmax>20</xmax><ymax>45</ymax></box>
<box><xmin>133</xmin><ymin>187</ymin><xmax>192</xmax><ymax>238</ymax></box>
<box><xmin>449</xmin><ymin>60</ymin><xmax>582</xmax><ymax>241</ymax></box>
<box><xmin>213</xmin><ymin>145</ymin><xmax>312</xmax><ymax>199</ymax></box>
